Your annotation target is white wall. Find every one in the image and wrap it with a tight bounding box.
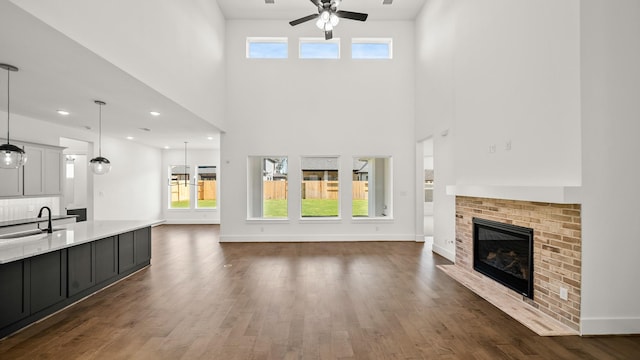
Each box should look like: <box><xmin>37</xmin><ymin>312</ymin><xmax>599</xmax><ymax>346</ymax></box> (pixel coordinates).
<box><xmin>580</xmin><ymin>0</ymin><xmax>640</xmax><ymax>335</ymax></box>
<box><xmin>2</xmin><ymin>110</ymin><xmax>162</xmax><ymax>221</ymax></box>
<box><xmin>415</xmin><ymin>0</ymin><xmax>582</xmax><ymax>260</ymax></box>
<box><xmin>221</xmin><ymin>20</ymin><xmax>416</xmax><ymax>241</ymax></box>
<box><xmin>93</xmin><ymin>137</ymin><xmax>162</xmax><ymax>221</ymax></box>
<box><xmin>9</xmin><ymin>0</ymin><xmax>227</xmax><ymax>131</ymax></box>
<box><xmin>161</xmin><ymin>148</ymin><xmax>220</xmax><ymax>224</ymax></box>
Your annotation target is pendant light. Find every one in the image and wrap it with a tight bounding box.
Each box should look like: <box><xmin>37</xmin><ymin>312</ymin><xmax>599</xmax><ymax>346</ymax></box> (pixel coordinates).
<box><xmin>89</xmin><ymin>100</ymin><xmax>111</xmax><ymax>175</ymax></box>
<box><xmin>0</xmin><ymin>63</ymin><xmax>27</xmax><ymax>169</ymax></box>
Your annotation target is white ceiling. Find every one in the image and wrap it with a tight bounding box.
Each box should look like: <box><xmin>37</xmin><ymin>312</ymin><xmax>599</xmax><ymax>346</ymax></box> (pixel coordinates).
<box><xmin>0</xmin><ymin>1</ymin><xmax>426</xmax><ymax>151</ymax></box>
<box><xmin>0</xmin><ymin>2</ymin><xmax>220</xmax><ymax>150</ymax></box>
<box><xmin>217</xmin><ymin>0</ymin><xmax>427</xmax><ymax>21</ymax></box>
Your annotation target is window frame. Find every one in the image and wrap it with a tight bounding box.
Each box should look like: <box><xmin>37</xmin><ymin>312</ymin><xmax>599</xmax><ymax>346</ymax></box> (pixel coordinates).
<box><xmin>300</xmin><ymin>155</ymin><xmax>341</xmax><ymax>219</ymax></box>
<box><xmin>351</xmin><ymin>37</ymin><xmax>393</xmax><ymax>60</ymax></box>
<box><xmin>195</xmin><ymin>165</ymin><xmax>218</xmax><ymax>210</ymax></box>
<box><xmin>351</xmin><ymin>156</ymin><xmax>393</xmax><ymax>220</ymax></box>
<box><xmin>246</xmin><ymin>37</ymin><xmax>289</xmax><ymax>59</ymax></box>
<box><xmin>299</xmin><ymin>37</ymin><xmax>341</xmax><ymax>59</ymax></box>
<box><xmin>168</xmin><ymin>165</ymin><xmax>192</xmax><ymax>210</ymax></box>
<box><xmin>247</xmin><ymin>156</ymin><xmax>289</xmax><ymax>220</ymax></box>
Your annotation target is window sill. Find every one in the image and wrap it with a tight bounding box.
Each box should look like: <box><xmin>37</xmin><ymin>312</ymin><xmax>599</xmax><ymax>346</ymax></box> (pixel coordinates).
<box><xmin>298</xmin><ymin>217</ymin><xmax>342</xmax><ymax>224</ymax></box>
<box><xmin>350</xmin><ymin>217</ymin><xmax>394</xmax><ymax>224</ymax></box>
<box><xmin>246</xmin><ymin>218</ymin><xmax>290</xmax><ymax>223</ymax></box>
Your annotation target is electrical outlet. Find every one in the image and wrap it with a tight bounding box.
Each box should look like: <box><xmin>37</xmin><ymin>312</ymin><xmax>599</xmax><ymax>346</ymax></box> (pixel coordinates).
<box><xmin>560</xmin><ymin>287</ymin><xmax>568</xmax><ymax>300</ymax></box>
<box><xmin>505</xmin><ymin>141</ymin><xmax>512</xmax><ymax>151</ymax></box>
<box><xmin>489</xmin><ymin>144</ymin><xmax>496</xmax><ymax>153</ymax></box>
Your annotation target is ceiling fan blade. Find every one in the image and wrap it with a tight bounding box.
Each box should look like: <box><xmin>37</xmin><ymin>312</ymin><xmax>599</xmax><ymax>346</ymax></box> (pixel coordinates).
<box><xmin>310</xmin><ymin>0</ymin><xmax>321</xmax><ymax>6</ymax></box>
<box><xmin>325</xmin><ymin>30</ymin><xmax>333</xmax><ymax>40</ymax></box>
<box><xmin>336</xmin><ymin>10</ymin><xmax>368</xmax><ymax>21</ymax></box>
<box><xmin>290</xmin><ymin>13</ymin><xmax>319</xmax><ymax>26</ymax></box>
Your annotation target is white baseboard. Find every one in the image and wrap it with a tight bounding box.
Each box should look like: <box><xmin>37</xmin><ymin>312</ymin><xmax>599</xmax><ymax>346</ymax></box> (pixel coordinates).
<box><xmin>220</xmin><ymin>233</ymin><xmax>415</xmax><ymax>242</ymax></box>
<box><xmin>163</xmin><ymin>219</ymin><xmax>220</xmax><ymax>225</ymax></box>
<box><xmin>432</xmin><ymin>244</ymin><xmax>455</xmax><ymax>262</ymax></box>
<box><xmin>581</xmin><ymin>317</ymin><xmax>640</xmax><ymax>335</ymax></box>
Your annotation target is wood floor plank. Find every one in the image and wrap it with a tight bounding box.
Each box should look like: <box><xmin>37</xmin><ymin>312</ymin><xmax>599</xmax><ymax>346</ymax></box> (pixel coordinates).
<box><xmin>0</xmin><ymin>224</ymin><xmax>639</xmax><ymax>359</ymax></box>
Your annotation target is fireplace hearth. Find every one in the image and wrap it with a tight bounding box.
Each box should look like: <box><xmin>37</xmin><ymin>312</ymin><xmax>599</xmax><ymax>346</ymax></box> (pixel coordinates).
<box><xmin>473</xmin><ymin>218</ymin><xmax>534</xmax><ymax>299</ymax></box>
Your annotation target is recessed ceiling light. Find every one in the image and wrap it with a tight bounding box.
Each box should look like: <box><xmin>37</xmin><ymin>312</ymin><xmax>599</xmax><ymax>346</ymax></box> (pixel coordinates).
<box><xmin>164</xmin><ymin>145</ymin><xmax>170</xmax><ymax>149</ymax></box>
<box><xmin>126</xmin><ymin>136</ymin><xmax>134</xmax><ymax>140</ymax></box>
<box><xmin>150</xmin><ymin>111</ymin><xmax>160</xmax><ymax>116</ymax></box>
<box><xmin>207</xmin><ymin>136</ymin><xmax>214</xmax><ymax>140</ymax></box>
<box><xmin>57</xmin><ymin>110</ymin><xmax>70</xmax><ymax>116</ymax></box>
<box><xmin>138</xmin><ymin>127</ymin><xmax>152</xmax><ymax>132</ymax></box>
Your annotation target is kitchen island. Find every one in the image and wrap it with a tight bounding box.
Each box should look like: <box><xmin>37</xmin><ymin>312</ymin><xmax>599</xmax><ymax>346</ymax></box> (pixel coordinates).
<box><xmin>0</xmin><ymin>220</ymin><xmax>161</xmax><ymax>339</ymax></box>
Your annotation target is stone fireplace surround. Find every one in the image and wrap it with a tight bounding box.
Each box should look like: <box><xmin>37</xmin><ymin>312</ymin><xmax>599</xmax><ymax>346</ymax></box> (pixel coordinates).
<box><xmin>443</xmin><ymin>195</ymin><xmax>582</xmax><ymax>334</ymax></box>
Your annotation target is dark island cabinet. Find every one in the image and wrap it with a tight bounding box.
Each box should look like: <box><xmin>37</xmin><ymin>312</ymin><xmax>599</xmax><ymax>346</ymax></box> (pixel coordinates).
<box><xmin>134</xmin><ymin>227</ymin><xmax>151</xmax><ymax>266</ymax></box>
<box><xmin>0</xmin><ymin>226</ymin><xmax>151</xmax><ymax>339</ymax></box>
<box><xmin>0</xmin><ymin>261</ymin><xmax>29</xmax><ymax>329</ymax></box>
<box><xmin>95</xmin><ymin>236</ymin><xmax>117</xmax><ymax>284</ymax></box>
<box><xmin>67</xmin><ymin>242</ymin><xmax>95</xmax><ymax>297</ymax></box>
<box><xmin>30</xmin><ymin>250</ymin><xmax>67</xmax><ymax>314</ymax></box>
<box><xmin>118</xmin><ymin>231</ymin><xmax>135</xmax><ymax>273</ymax></box>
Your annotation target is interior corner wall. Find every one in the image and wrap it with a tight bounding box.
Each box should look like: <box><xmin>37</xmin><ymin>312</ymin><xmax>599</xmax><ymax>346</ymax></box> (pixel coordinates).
<box><xmin>415</xmin><ymin>0</ymin><xmax>582</xmax><ymax>260</ymax></box>
<box><xmin>580</xmin><ymin>0</ymin><xmax>640</xmax><ymax>335</ymax></box>
<box><xmin>9</xmin><ymin>0</ymin><xmax>227</xmax><ymax>131</ymax></box>
<box><xmin>161</xmin><ymin>148</ymin><xmax>221</xmax><ymax>224</ymax></box>
<box><xmin>415</xmin><ymin>0</ymin><xmax>457</xmax><ymax>260</ymax></box>
<box><xmin>220</xmin><ymin>20</ymin><xmax>416</xmax><ymax>242</ymax></box>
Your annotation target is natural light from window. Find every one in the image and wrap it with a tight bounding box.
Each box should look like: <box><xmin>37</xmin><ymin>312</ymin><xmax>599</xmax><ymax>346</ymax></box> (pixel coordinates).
<box><xmin>299</xmin><ymin>38</ymin><xmax>340</xmax><ymax>59</ymax></box>
<box><xmin>301</xmin><ymin>156</ymin><xmax>340</xmax><ymax>217</ymax></box>
<box><xmin>246</xmin><ymin>37</ymin><xmax>288</xmax><ymax>59</ymax></box>
<box><xmin>351</xmin><ymin>38</ymin><xmax>393</xmax><ymax>59</ymax></box>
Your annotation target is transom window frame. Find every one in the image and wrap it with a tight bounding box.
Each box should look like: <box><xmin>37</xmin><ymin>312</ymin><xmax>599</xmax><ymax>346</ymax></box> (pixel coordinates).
<box><xmin>299</xmin><ymin>37</ymin><xmax>341</xmax><ymax>60</ymax></box>
<box><xmin>246</xmin><ymin>37</ymin><xmax>289</xmax><ymax>59</ymax></box>
<box><xmin>351</xmin><ymin>37</ymin><xmax>393</xmax><ymax>59</ymax></box>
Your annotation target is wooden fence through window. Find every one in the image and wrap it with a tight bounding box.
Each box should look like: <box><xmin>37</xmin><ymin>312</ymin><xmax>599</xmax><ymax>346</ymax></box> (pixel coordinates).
<box><xmin>171</xmin><ymin>180</ymin><xmax>217</xmax><ymax>202</ymax></box>
<box><xmin>263</xmin><ymin>181</ymin><xmax>368</xmax><ymax>200</ymax></box>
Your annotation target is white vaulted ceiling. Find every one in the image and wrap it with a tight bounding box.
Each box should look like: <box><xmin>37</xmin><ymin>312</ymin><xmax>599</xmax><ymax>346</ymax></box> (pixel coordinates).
<box><xmin>216</xmin><ymin>0</ymin><xmax>427</xmax><ymax>21</ymax></box>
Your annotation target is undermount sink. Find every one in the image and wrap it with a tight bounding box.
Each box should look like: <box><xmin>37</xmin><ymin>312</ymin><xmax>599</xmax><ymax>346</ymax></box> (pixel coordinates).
<box><xmin>0</xmin><ymin>228</ymin><xmax>66</xmax><ymax>240</ymax></box>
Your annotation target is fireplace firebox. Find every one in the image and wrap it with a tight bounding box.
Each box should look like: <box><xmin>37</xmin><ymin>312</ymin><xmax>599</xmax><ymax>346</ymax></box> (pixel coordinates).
<box><xmin>473</xmin><ymin>218</ymin><xmax>534</xmax><ymax>299</ymax></box>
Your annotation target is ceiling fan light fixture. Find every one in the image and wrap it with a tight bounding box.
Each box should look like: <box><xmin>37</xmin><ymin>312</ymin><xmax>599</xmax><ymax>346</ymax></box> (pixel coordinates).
<box><xmin>324</xmin><ymin>22</ymin><xmax>333</xmax><ymax>32</ymax></box>
<box><xmin>316</xmin><ymin>17</ymin><xmax>324</xmax><ymax>29</ymax></box>
<box><xmin>330</xmin><ymin>13</ymin><xmax>340</xmax><ymax>27</ymax></box>
<box><xmin>0</xmin><ymin>63</ymin><xmax>27</xmax><ymax>170</ymax></box>
<box><xmin>321</xmin><ymin>10</ymin><xmax>330</xmax><ymax>22</ymax></box>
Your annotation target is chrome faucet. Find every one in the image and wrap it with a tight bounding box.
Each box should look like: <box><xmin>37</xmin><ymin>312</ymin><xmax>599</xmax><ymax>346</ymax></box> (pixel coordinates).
<box><xmin>37</xmin><ymin>206</ymin><xmax>53</xmax><ymax>233</ymax></box>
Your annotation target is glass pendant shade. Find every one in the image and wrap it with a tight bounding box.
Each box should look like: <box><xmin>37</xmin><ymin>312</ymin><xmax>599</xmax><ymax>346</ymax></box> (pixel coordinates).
<box><xmin>0</xmin><ymin>63</ymin><xmax>26</xmax><ymax>170</ymax></box>
<box><xmin>89</xmin><ymin>156</ymin><xmax>111</xmax><ymax>175</ymax></box>
<box><xmin>90</xmin><ymin>100</ymin><xmax>111</xmax><ymax>175</ymax></box>
<box><xmin>0</xmin><ymin>143</ymin><xmax>27</xmax><ymax>169</ymax></box>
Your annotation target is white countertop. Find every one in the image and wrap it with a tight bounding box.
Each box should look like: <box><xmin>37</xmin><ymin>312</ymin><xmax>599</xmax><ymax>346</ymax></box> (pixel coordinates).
<box><xmin>0</xmin><ymin>220</ymin><xmax>163</xmax><ymax>264</ymax></box>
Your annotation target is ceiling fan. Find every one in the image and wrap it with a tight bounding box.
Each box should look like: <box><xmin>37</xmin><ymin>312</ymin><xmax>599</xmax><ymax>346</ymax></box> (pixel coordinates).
<box><xmin>289</xmin><ymin>0</ymin><xmax>368</xmax><ymax>40</ymax></box>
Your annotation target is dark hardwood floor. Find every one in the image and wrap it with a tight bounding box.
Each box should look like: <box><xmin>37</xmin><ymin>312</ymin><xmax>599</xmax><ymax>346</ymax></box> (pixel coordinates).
<box><xmin>0</xmin><ymin>224</ymin><xmax>638</xmax><ymax>359</ymax></box>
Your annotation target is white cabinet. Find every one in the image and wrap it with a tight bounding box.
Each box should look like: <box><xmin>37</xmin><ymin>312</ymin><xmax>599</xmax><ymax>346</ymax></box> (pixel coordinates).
<box><xmin>24</xmin><ymin>145</ymin><xmax>62</xmax><ymax>196</ymax></box>
<box><xmin>0</xmin><ymin>142</ymin><xmax>63</xmax><ymax>197</ymax></box>
<box><xmin>0</xmin><ymin>142</ymin><xmax>24</xmax><ymax>197</ymax></box>
<box><xmin>44</xmin><ymin>149</ymin><xmax>62</xmax><ymax>195</ymax></box>
<box><xmin>23</xmin><ymin>145</ymin><xmax>44</xmax><ymax>195</ymax></box>
<box><xmin>0</xmin><ymin>166</ymin><xmax>23</xmax><ymax>197</ymax></box>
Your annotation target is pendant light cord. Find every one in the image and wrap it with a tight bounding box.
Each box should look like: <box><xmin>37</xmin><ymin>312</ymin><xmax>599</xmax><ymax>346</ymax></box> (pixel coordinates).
<box><xmin>98</xmin><ymin>103</ymin><xmax>102</xmax><ymax>157</ymax></box>
<box><xmin>6</xmin><ymin>67</ymin><xmax>10</xmax><ymax>143</ymax></box>
<box><xmin>184</xmin><ymin>141</ymin><xmax>188</xmax><ymax>187</ymax></box>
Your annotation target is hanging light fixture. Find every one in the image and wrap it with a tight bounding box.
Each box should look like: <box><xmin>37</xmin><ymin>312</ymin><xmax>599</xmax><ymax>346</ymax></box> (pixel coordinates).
<box><xmin>0</xmin><ymin>63</ymin><xmax>27</xmax><ymax>169</ymax></box>
<box><xmin>89</xmin><ymin>100</ymin><xmax>111</xmax><ymax>175</ymax></box>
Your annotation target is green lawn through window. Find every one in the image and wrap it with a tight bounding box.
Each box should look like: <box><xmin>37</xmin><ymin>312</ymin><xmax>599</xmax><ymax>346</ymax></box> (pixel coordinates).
<box><xmin>170</xmin><ymin>199</ymin><xmax>217</xmax><ymax>209</ymax></box>
<box><xmin>262</xmin><ymin>199</ymin><xmax>368</xmax><ymax>217</ymax></box>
